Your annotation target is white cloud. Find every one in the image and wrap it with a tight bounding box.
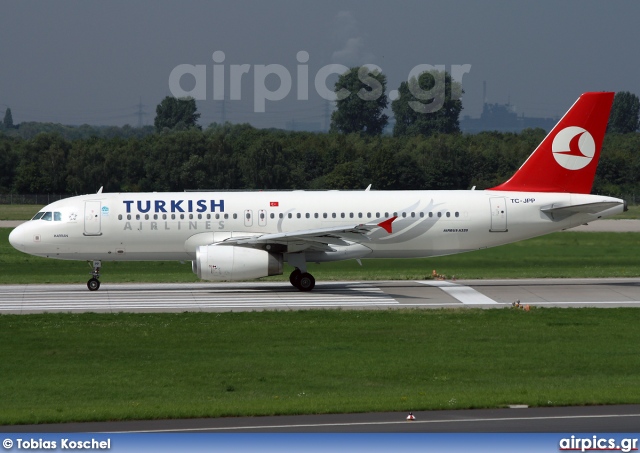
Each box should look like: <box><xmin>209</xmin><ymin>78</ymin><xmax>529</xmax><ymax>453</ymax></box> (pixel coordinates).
<box><xmin>330</xmin><ymin>11</ymin><xmax>376</xmax><ymax>66</ymax></box>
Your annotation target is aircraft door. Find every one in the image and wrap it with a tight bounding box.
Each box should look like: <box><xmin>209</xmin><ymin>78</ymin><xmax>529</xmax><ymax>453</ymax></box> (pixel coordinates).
<box><xmin>258</xmin><ymin>209</ymin><xmax>267</xmax><ymax>227</ymax></box>
<box><xmin>489</xmin><ymin>197</ymin><xmax>507</xmax><ymax>232</ymax></box>
<box><xmin>244</xmin><ymin>210</ymin><xmax>253</xmax><ymax>227</ymax></box>
<box><xmin>84</xmin><ymin>201</ymin><xmax>102</xmax><ymax>236</ymax></box>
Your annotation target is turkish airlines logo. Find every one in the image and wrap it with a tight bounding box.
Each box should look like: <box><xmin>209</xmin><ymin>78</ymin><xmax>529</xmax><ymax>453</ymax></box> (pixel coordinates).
<box><xmin>551</xmin><ymin>126</ymin><xmax>596</xmax><ymax>170</ymax></box>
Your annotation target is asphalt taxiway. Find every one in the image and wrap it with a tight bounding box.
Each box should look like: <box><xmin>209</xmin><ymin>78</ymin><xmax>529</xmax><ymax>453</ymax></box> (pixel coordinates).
<box><xmin>2</xmin><ymin>405</ymin><xmax>639</xmax><ymax>433</ymax></box>
<box><xmin>1</xmin><ymin>278</ymin><xmax>640</xmax><ymax>314</ymax></box>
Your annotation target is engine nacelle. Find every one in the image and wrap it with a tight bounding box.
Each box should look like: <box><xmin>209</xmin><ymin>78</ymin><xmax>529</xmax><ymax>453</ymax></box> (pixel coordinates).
<box><xmin>193</xmin><ymin>245</ymin><xmax>282</xmax><ymax>281</ymax></box>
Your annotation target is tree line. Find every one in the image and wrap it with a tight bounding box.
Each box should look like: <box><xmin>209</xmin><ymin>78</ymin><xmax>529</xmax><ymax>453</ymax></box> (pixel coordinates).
<box><xmin>1</xmin><ymin>123</ymin><xmax>638</xmax><ymax>201</ymax></box>
<box><xmin>1</xmin><ymin>68</ymin><xmax>638</xmax><ymax>202</ymax></box>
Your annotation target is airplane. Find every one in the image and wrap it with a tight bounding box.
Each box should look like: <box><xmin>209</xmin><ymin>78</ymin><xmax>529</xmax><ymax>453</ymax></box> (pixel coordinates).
<box><xmin>8</xmin><ymin>92</ymin><xmax>626</xmax><ymax>292</ymax></box>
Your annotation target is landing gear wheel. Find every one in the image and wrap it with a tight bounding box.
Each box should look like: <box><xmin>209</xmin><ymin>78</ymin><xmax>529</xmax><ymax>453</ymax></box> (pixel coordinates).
<box><xmin>87</xmin><ymin>278</ymin><xmax>100</xmax><ymax>291</ymax></box>
<box><xmin>296</xmin><ymin>272</ymin><xmax>315</xmax><ymax>292</ymax></box>
<box><xmin>87</xmin><ymin>260</ymin><xmax>102</xmax><ymax>291</ymax></box>
<box><xmin>289</xmin><ymin>269</ymin><xmax>302</xmax><ymax>287</ymax></box>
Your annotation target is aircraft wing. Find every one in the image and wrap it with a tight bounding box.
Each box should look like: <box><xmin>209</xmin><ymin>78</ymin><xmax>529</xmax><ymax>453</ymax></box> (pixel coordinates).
<box><xmin>217</xmin><ymin>217</ymin><xmax>397</xmax><ymax>252</ymax></box>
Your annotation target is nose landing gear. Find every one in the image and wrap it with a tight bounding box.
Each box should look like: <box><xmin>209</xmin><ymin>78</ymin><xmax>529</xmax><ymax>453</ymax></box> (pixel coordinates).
<box><xmin>87</xmin><ymin>260</ymin><xmax>101</xmax><ymax>291</ymax></box>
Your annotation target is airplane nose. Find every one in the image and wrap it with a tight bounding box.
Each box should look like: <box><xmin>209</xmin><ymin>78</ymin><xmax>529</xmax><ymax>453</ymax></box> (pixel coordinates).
<box><xmin>8</xmin><ymin>225</ymin><xmax>25</xmax><ymax>251</ymax></box>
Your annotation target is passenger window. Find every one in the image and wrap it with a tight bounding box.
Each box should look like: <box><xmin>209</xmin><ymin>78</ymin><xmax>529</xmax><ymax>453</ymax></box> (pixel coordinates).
<box><xmin>270</xmin><ymin>213</ymin><xmax>275</xmax><ymax>219</ymax></box>
<box><xmin>349</xmin><ymin>213</ymin><xmax>354</xmax><ymax>218</ymax></box>
<box><xmin>260</xmin><ymin>213</ymin><xmax>265</xmax><ymax>220</ymax></box>
<box><xmin>189</xmin><ymin>214</ymin><xmax>193</xmax><ymax>220</ymax></box>
<box><xmin>279</xmin><ymin>213</ymin><xmax>284</xmax><ymax>219</ymax></box>
<box><xmin>332</xmin><ymin>213</ymin><xmax>336</xmax><ymax>218</ymax></box>
<box><xmin>411</xmin><ymin>212</ymin><xmax>415</xmax><ymax>218</ymax></box>
<box><xmin>358</xmin><ymin>213</ymin><xmax>363</xmax><ymax>218</ymax></box>
<box><xmin>118</xmin><ymin>214</ymin><xmax>122</xmax><ymax>220</ymax></box>
<box><xmin>305</xmin><ymin>213</ymin><xmax>310</xmax><ymax>218</ymax></box>
<box><xmin>145</xmin><ymin>214</ymin><xmax>149</xmax><ymax>220</ymax></box>
<box><xmin>367</xmin><ymin>213</ymin><xmax>371</xmax><ymax>218</ymax></box>
<box><xmin>429</xmin><ymin>212</ymin><xmax>433</xmax><ymax>218</ymax></box>
<box><xmin>437</xmin><ymin>212</ymin><xmax>442</xmax><ymax>218</ymax></box>
<box><xmin>402</xmin><ymin>212</ymin><xmax>407</xmax><ymax>218</ymax></box>
<box><xmin>341</xmin><ymin>213</ymin><xmax>345</xmax><ymax>218</ymax></box>
<box><xmin>224</xmin><ymin>214</ymin><xmax>229</xmax><ymax>219</ymax></box>
<box><xmin>376</xmin><ymin>212</ymin><xmax>380</xmax><ymax>218</ymax></box>
<box><xmin>315</xmin><ymin>213</ymin><xmax>319</xmax><ymax>218</ymax></box>
<box><xmin>420</xmin><ymin>212</ymin><xmax>424</xmax><ymax>218</ymax></box>
<box><xmin>127</xmin><ymin>214</ymin><xmax>131</xmax><ymax>220</ymax></box>
<box><xmin>206</xmin><ymin>214</ymin><xmax>211</xmax><ymax>220</ymax></box>
<box><xmin>288</xmin><ymin>213</ymin><xmax>292</xmax><ymax>219</ymax></box>
<box><xmin>297</xmin><ymin>213</ymin><xmax>301</xmax><ymax>219</ymax></box>
<box><xmin>154</xmin><ymin>214</ymin><xmax>158</xmax><ymax>220</ymax></box>
<box><xmin>323</xmin><ymin>213</ymin><xmax>327</xmax><ymax>218</ymax></box>
<box><xmin>171</xmin><ymin>214</ymin><xmax>176</xmax><ymax>220</ymax></box>
<box><xmin>215</xmin><ymin>214</ymin><xmax>220</xmax><ymax>220</ymax></box>
<box><xmin>233</xmin><ymin>214</ymin><xmax>237</xmax><ymax>219</ymax></box>
<box><xmin>198</xmin><ymin>214</ymin><xmax>202</xmax><ymax>220</ymax></box>
<box><xmin>384</xmin><ymin>212</ymin><xmax>389</xmax><ymax>217</ymax></box>
<box><xmin>180</xmin><ymin>214</ymin><xmax>184</xmax><ymax>220</ymax></box>
<box><xmin>163</xmin><ymin>214</ymin><xmax>167</xmax><ymax>220</ymax></box>
<box><xmin>446</xmin><ymin>212</ymin><xmax>451</xmax><ymax>218</ymax></box>
<box><xmin>246</xmin><ymin>213</ymin><xmax>251</xmax><ymax>220</ymax></box>
<box><xmin>136</xmin><ymin>214</ymin><xmax>141</xmax><ymax>220</ymax></box>
<box><xmin>455</xmin><ymin>212</ymin><xmax>459</xmax><ymax>217</ymax></box>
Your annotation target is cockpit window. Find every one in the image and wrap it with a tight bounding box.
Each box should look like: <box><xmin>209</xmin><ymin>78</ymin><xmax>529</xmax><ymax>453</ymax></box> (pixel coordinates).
<box><xmin>33</xmin><ymin>211</ymin><xmax>62</xmax><ymax>221</ymax></box>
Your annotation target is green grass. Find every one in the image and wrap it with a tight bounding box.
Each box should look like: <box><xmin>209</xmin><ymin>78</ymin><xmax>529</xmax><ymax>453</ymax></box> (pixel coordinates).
<box><xmin>0</xmin><ymin>309</ymin><xmax>639</xmax><ymax>425</ymax></box>
<box><xmin>1</xmin><ymin>228</ymin><xmax>639</xmax><ymax>284</ymax></box>
<box><xmin>612</xmin><ymin>204</ymin><xmax>640</xmax><ymax>219</ymax></box>
<box><xmin>0</xmin><ymin>204</ymin><xmax>44</xmax><ymax>220</ymax></box>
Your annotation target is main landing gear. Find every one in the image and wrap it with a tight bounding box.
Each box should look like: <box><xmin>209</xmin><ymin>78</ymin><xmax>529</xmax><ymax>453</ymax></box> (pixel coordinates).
<box><xmin>289</xmin><ymin>268</ymin><xmax>315</xmax><ymax>291</ymax></box>
<box><xmin>87</xmin><ymin>260</ymin><xmax>101</xmax><ymax>291</ymax></box>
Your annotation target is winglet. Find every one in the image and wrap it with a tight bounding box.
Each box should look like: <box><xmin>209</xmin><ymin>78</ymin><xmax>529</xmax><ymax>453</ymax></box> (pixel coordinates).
<box><xmin>377</xmin><ymin>216</ymin><xmax>397</xmax><ymax>234</ymax></box>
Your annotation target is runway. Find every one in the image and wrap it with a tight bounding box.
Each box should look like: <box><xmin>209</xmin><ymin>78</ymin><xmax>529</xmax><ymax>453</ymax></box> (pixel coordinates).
<box><xmin>2</xmin><ymin>405</ymin><xmax>639</xmax><ymax>433</ymax></box>
<box><xmin>1</xmin><ymin>278</ymin><xmax>640</xmax><ymax>314</ymax></box>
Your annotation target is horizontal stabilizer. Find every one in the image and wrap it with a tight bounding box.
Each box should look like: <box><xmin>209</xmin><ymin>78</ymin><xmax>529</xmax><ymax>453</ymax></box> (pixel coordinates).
<box><xmin>541</xmin><ymin>201</ymin><xmax>623</xmax><ymax>220</ymax></box>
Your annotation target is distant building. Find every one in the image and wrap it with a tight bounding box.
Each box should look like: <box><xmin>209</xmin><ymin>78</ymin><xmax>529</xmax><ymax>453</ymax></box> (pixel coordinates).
<box><xmin>460</xmin><ymin>82</ymin><xmax>559</xmax><ymax>133</ymax></box>
<box><xmin>460</xmin><ymin>102</ymin><xmax>558</xmax><ymax>134</ymax></box>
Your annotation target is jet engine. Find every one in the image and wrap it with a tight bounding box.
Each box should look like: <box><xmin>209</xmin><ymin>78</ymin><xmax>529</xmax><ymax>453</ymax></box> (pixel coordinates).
<box><xmin>192</xmin><ymin>245</ymin><xmax>282</xmax><ymax>281</ymax></box>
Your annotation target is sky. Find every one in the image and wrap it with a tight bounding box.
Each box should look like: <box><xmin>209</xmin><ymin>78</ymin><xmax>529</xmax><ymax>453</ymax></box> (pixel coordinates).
<box><xmin>1</xmin><ymin>0</ymin><xmax>639</xmax><ymax>129</ymax></box>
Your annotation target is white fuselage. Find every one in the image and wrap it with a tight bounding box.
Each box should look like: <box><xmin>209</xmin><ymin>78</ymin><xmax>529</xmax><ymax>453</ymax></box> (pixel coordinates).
<box><xmin>8</xmin><ymin>190</ymin><xmax>625</xmax><ymax>263</ymax></box>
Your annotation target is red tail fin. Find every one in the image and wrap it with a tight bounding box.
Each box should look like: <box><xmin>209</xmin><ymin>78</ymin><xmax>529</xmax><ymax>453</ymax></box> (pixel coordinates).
<box><xmin>489</xmin><ymin>92</ymin><xmax>614</xmax><ymax>194</ymax></box>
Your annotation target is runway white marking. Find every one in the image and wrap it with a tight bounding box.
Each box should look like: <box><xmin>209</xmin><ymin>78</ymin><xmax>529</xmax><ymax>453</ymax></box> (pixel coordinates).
<box><xmin>417</xmin><ymin>280</ymin><xmax>499</xmax><ymax>304</ymax></box>
<box><xmin>3</xmin><ymin>279</ymin><xmax>640</xmax><ymax>313</ymax></box>
<box><xmin>115</xmin><ymin>413</ymin><xmax>640</xmax><ymax>433</ymax></box>
<box><xmin>0</xmin><ymin>283</ymin><xmax>399</xmax><ymax>313</ymax></box>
